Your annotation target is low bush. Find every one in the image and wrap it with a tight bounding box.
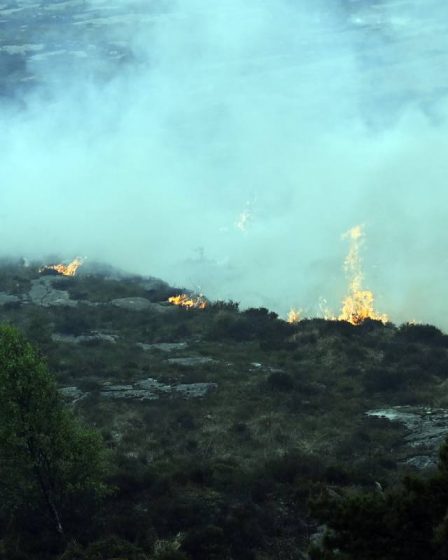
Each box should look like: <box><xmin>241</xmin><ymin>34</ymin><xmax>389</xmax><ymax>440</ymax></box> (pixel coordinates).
<box><xmin>310</xmin><ymin>438</ymin><xmax>448</xmax><ymax>559</ymax></box>
<box><xmin>265</xmin><ymin>451</ymin><xmax>323</xmax><ymax>484</ymax></box>
<box><xmin>398</xmin><ymin>323</ymin><xmax>448</xmax><ymax>346</ymax></box>
<box><xmin>60</xmin><ymin>536</ymin><xmax>149</xmax><ymax>560</ymax></box>
<box><xmin>267</xmin><ymin>371</ymin><xmax>295</xmax><ymax>391</ymax></box>
<box><xmin>206</xmin><ymin>311</ymin><xmax>252</xmax><ymax>341</ymax></box>
<box><xmin>181</xmin><ymin>525</ymin><xmax>228</xmax><ymax>560</ymax></box>
<box><xmin>363</xmin><ymin>367</ymin><xmax>407</xmax><ymax>392</ymax></box>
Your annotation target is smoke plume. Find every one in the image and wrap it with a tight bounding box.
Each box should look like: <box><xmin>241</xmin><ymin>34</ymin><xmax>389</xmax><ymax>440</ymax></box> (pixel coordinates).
<box><xmin>1</xmin><ymin>0</ymin><xmax>448</xmax><ymax>326</ymax></box>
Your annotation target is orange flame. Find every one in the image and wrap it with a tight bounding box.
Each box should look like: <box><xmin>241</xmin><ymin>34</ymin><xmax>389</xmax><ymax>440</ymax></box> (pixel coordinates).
<box><xmin>40</xmin><ymin>257</ymin><xmax>84</xmax><ymax>277</ymax></box>
<box><xmin>168</xmin><ymin>294</ymin><xmax>208</xmax><ymax>309</ymax></box>
<box><xmin>338</xmin><ymin>226</ymin><xmax>387</xmax><ymax>325</ymax></box>
<box><xmin>287</xmin><ymin>308</ymin><xmax>301</xmax><ymax>324</ymax></box>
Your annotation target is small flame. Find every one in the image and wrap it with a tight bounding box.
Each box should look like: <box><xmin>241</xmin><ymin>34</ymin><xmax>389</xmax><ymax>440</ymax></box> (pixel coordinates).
<box><xmin>40</xmin><ymin>257</ymin><xmax>84</xmax><ymax>277</ymax></box>
<box><xmin>338</xmin><ymin>226</ymin><xmax>387</xmax><ymax>325</ymax></box>
<box><xmin>287</xmin><ymin>308</ymin><xmax>301</xmax><ymax>324</ymax></box>
<box><xmin>168</xmin><ymin>294</ymin><xmax>208</xmax><ymax>309</ymax></box>
<box><xmin>319</xmin><ymin>297</ymin><xmax>336</xmax><ymax>321</ymax></box>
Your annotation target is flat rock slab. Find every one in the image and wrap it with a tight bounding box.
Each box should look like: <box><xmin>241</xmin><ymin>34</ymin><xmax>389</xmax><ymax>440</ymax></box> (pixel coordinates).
<box><xmin>52</xmin><ymin>332</ymin><xmax>118</xmax><ymax>344</ymax></box>
<box><xmin>111</xmin><ymin>297</ymin><xmax>170</xmax><ymax>312</ymax></box>
<box><xmin>138</xmin><ymin>342</ymin><xmax>188</xmax><ymax>352</ymax></box>
<box><xmin>101</xmin><ymin>388</ymin><xmax>159</xmax><ymax>401</ymax></box>
<box><xmin>111</xmin><ymin>297</ymin><xmax>153</xmax><ymax>311</ymax></box>
<box><xmin>175</xmin><ymin>383</ymin><xmax>218</xmax><ymax>398</ymax></box>
<box><xmin>100</xmin><ymin>380</ymin><xmax>170</xmax><ymax>401</ymax></box>
<box><xmin>367</xmin><ymin>406</ymin><xmax>448</xmax><ymax>469</ymax></box>
<box><xmin>102</xmin><ymin>384</ymin><xmax>134</xmax><ymax>391</ymax></box>
<box><xmin>29</xmin><ymin>277</ymin><xmax>77</xmax><ymax>307</ymax></box>
<box><xmin>134</xmin><ymin>378</ymin><xmax>172</xmax><ymax>392</ymax></box>
<box><xmin>59</xmin><ymin>386</ymin><xmax>86</xmax><ymax>403</ymax></box>
<box><xmin>367</xmin><ymin>406</ymin><xmax>448</xmax><ymax>448</ymax></box>
<box><xmin>168</xmin><ymin>356</ymin><xmax>215</xmax><ymax>367</ymax></box>
<box><xmin>0</xmin><ymin>292</ymin><xmax>20</xmax><ymax>305</ymax></box>
<box><xmin>98</xmin><ymin>378</ymin><xmax>218</xmax><ymax>401</ymax></box>
<box><xmin>403</xmin><ymin>455</ymin><xmax>436</xmax><ymax>470</ymax></box>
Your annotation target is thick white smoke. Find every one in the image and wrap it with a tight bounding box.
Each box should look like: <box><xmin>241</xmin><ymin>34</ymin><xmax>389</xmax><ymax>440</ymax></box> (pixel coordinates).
<box><xmin>1</xmin><ymin>0</ymin><xmax>448</xmax><ymax>325</ymax></box>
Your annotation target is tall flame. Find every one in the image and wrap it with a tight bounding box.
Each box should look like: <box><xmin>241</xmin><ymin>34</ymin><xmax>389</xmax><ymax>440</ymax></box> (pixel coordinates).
<box><xmin>40</xmin><ymin>257</ymin><xmax>84</xmax><ymax>277</ymax></box>
<box><xmin>287</xmin><ymin>308</ymin><xmax>301</xmax><ymax>324</ymax></box>
<box><xmin>168</xmin><ymin>294</ymin><xmax>208</xmax><ymax>309</ymax></box>
<box><xmin>338</xmin><ymin>225</ymin><xmax>387</xmax><ymax>325</ymax></box>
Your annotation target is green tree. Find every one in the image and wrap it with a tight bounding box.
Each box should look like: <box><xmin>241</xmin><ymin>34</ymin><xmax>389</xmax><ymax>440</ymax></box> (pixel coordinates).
<box><xmin>0</xmin><ymin>325</ymin><xmax>107</xmax><ymax>537</ymax></box>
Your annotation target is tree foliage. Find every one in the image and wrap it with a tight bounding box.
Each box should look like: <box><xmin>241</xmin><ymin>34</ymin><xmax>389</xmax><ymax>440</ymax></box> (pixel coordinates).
<box><xmin>0</xmin><ymin>325</ymin><xmax>107</xmax><ymax>537</ymax></box>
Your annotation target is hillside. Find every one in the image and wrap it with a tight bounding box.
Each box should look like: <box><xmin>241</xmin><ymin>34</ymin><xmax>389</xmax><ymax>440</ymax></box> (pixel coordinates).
<box><xmin>1</xmin><ymin>258</ymin><xmax>448</xmax><ymax>559</ymax></box>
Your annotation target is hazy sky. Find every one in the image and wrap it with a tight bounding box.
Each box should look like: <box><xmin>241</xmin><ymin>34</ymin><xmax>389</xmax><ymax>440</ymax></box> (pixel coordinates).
<box><xmin>1</xmin><ymin>0</ymin><xmax>448</xmax><ymax>325</ymax></box>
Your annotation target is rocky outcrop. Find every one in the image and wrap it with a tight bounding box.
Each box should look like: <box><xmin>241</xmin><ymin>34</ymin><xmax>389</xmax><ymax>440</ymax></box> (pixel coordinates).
<box><xmin>0</xmin><ymin>293</ymin><xmax>20</xmax><ymax>305</ymax></box>
<box><xmin>59</xmin><ymin>386</ymin><xmax>86</xmax><ymax>403</ymax></box>
<box><xmin>138</xmin><ymin>342</ymin><xmax>188</xmax><ymax>352</ymax></box>
<box><xmin>167</xmin><ymin>356</ymin><xmax>216</xmax><ymax>367</ymax></box>
<box><xmin>28</xmin><ymin>277</ymin><xmax>77</xmax><ymax>307</ymax></box>
<box><xmin>100</xmin><ymin>384</ymin><xmax>159</xmax><ymax>401</ymax></box>
<box><xmin>174</xmin><ymin>383</ymin><xmax>218</xmax><ymax>398</ymax></box>
<box><xmin>134</xmin><ymin>378</ymin><xmax>172</xmax><ymax>392</ymax></box>
<box><xmin>97</xmin><ymin>378</ymin><xmax>218</xmax><ymax>401</ymax></box>
<box><xmin>367</xmin><ymin>406</ymin><xmax>448</xmax><ymax>469</ymax></box>
<box><xmin>52</xmin><ymin>332</ymin><xmax>118</xmax><ymax>344</ymax></box>
<box><xmin>111</xmin><ymin>297</ymin><xmax>172</xmax><ymax>313</ymax></box>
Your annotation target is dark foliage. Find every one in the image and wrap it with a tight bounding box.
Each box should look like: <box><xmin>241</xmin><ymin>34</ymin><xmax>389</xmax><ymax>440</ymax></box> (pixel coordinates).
<box><xmin>267</xmin><ymin>371</ymin><xmax>295</xmax><ymax>391</ymax></box>
<box><xmin>2</xmin><ymin>262</ymin><xmax>448</xmax><ymax>559</ymax></box>
<box><xmin>398</xmin><ymin>323</ymin><xmax>448</xmax><ymax>347</ymax></box>
<box><xmin>310</xmin><ymin>439</ymin><xmax>448</xmax><ymax>560</ymax></box>
<box><xmin>363</xmin><ymin>367</ymin><xmax>407</xmax><ymax>392</ymax></box>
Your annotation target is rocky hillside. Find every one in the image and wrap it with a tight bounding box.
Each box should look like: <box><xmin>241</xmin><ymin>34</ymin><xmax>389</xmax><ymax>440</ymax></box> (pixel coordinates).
<box><xmin>1</xmin><ymin>257</ymin><xmax>448</xmax><ymax>559</ymax></box>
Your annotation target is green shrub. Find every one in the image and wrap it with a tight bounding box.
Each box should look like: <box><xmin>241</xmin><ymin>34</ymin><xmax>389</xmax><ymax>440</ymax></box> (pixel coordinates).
<box><xmin>209</xmin><ymin>300</ymin><xmax>240</xmax><ymax>312</ymax></box>
<box><xmin>267</xmin><ymin>371</ymin><xmax>294</xmax><ymax>391</ymax></box>
<box><xmin>154</xmin><ymin>550</ymin><xmax>189</xmax><ymax>560</ymax></box>
<box><xmin>310</xmin><ymin>438</ymin><xmax>448</xmax><ymax>560</ymax></box>
<box><xmin>54</xmin><ymin>308</ymin><xmax>92</xmax><ymax>335</ymax></box>
<box><xmin>243</xmin><ymin>307</ymin><xmax>278</xmax><ymax>321</ymax></box>
<box><xmin>206</xmin><ymin>311</ymin><xmax>252</xmax><ymax>341</ymax></box>
<box><xmin>84</xmin><ymin>536</ymin><xmax>148</xmax><ymax>560</ymax></box>
<box><xmin>182</xmin><ymin>526</ymin><xmax>228</xmax><ymax>560</ymax></box>
<box><xmin>398</xmin><ymin>323</ymin><xmax>447</xmax><ymax>346</ymax></box>
<box><xmin>265</xmin><ymin>451</ymin><xmax>323</xmax><ymax>484</ymax></box>
<box><xmin>363</xmin><ymin>367</ymin><xmax>406</xmax><ymax>392</ymax></box>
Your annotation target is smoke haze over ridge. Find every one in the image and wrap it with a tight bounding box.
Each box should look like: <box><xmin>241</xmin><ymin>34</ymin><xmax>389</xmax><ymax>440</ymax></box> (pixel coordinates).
<box><xmin>1</xmin><ymin>0</ymin><xmax>448</xmax><ymax>326</ymax></box>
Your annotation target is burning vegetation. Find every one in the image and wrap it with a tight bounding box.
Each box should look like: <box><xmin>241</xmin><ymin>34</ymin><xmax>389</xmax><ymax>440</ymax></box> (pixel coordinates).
<box><xmin>166</xmin><ymin>225</ymin><xmax>387</xmax><ymax>325</ymax></box>
<box><xmin>168</xmin><ymin>294</ymin><xmax>208</xmax><ymax>309</ymax></box>
<box><xmin>40</xmin><ymin>257</ymin><xmax>84</xmax><ymax>277</ymax></box>
<box><xmin>288</xmin><ymin>225</ymin><xmax>387</xmax><ymax>326</ymax></box>
<box><xmin>287</xmin><ymin>308</ymin><xmax>301</xmax><ymax>324</ymax></box>
<box><xmin>338</xmin><ymin>225</ymin><xmax>388</xmax><ymax>325</ymax></box>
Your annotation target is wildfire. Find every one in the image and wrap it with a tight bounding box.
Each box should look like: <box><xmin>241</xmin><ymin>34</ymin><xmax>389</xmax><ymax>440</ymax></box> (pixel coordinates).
<box><xmin>287</xmin><ymin>308</ymin><xmax>301</xmax><ymax>324</ymax></box>
<box><xmin>286</xmin><ymin>226</ymin><xmax>387</xmax><ymax>326</ymax></box>
<box><xmin>40</xmin><ymin>257</ymin><xmax>84</xmax><ymax>277</ymax></box>
<box><xmin>168</xmin><ymin>294</ymin><xmax>208</xmax><ymax>309</ymax></box>
<box><xmin>338</xmin><ymin>225</ymin><xmax>387</xmax><ymax>325</ymax></box>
